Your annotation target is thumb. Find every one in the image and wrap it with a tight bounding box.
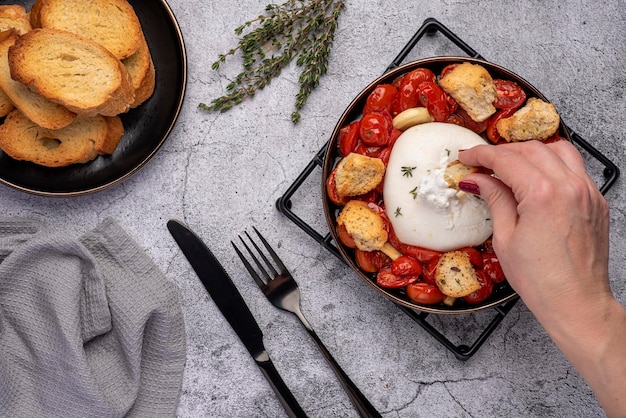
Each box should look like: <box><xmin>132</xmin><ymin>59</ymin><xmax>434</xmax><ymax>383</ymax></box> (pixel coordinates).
<box><xmin>460</xmin><ymin>173</ymin><xmax>518</xmax><ymax>244</ymax></box>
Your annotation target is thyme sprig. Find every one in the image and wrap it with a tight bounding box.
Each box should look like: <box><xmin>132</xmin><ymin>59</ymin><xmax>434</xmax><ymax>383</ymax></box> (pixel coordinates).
<box><xmin>199</xmin><ymin>0</ymin><xmax>345</xmax><ymax>123</ymax></box>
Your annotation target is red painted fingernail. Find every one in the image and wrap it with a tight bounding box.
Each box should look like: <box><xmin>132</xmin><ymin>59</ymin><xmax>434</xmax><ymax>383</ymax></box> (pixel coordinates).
<box><xmin>458</xmin><ymin>181</ymin><xmax>480</xmax><ymax>195</ymax></box>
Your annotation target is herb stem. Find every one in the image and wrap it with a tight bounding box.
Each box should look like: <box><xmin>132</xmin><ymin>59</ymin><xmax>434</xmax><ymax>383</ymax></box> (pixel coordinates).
<box><xmin>199</xmin><ymin>0</ymin><xmax>345</xmax><ymax>123</ymax></box>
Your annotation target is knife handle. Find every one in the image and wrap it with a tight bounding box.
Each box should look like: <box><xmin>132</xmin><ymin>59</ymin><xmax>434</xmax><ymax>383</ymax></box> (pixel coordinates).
<box><xmin>256</xmin><ymin>357</ymin><xmax>307</xmax><ymax>418</ymax></box>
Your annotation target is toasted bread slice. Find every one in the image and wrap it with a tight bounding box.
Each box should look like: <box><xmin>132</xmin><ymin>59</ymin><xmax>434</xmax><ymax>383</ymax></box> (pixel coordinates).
<box><xmin>100</xmin><ymin>115</ymin><xmax>124</xmax><ymax>154</ymax></box>
<box><xmin>122</xmin><ymin>34</ymin><xmax>155</xmax><ymax>108</ymax></box>
<box><xmin>0</xmin><ymin>109</ymin><xmax>116</xmax><ymax>167</ymax></box>
<box><xmin>496</xmin><ymin>97</ymin><xmax>560</xmax><ymax>142</ymax></box>
<box><xmin>334</xmin><ymin>152</ymin><xmax>385</xmax><ymax>197</ymax></box>
<box><xmin>30</xmin><ymin>0</ymin><xmax>142</xmax><ymax>60</ymax></box>
<box><xmin>444</xmin><ymin>160</ymin><xmax>480</xmax><ymax>190</ymax></box>
<box><xmin>9</xmin><ymin>28</ymin><xmax>135</xmax><ymax>117</ymax></box>
<box><xmin>434</xmin><ymin>251</ymin><xmax>482</xmax><ymax>298</ymax></box>
<box><xmin>0</xmin><ymin>30</ymin><xmax>76</xmax><ymax>129</ymax></box>
<box><xmin>0</xmin><ymin>5</ymin><xmax>31</xmax><ymax>35</ymax></box>
<box><xmin>439</xmin><ymin>62</ymin><xmax>497</xmax><ymax>122</ymax></box>
<box><xmin>336</xmin><ymin>200</ymin><xmax>388</xmax><ymax>252</ymax></box>
<box><xmin>0</xmin><ymin>6</ymin><xmax>32</xmax><ymax>117</ymax></box>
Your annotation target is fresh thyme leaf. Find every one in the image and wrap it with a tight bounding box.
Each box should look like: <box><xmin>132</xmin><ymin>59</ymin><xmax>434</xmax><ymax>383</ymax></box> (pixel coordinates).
<box><xmin>199</xmin><ymin>0</ymin><xmax>345</xmax><ymax>124</ymax></box>
<box><xmin>409</xmin><ymin>186</ymin><xmax>418</xmax><ymax>199</ymax></box>
<box><xmin>395</xmin><ymin>207</ymin><xmax>402</xmax><ymax>217</ymax></box>
<box><xmin>401</xmin><ymin>166</ymin><xmax>416</xmax><ymax>177</ymax></box>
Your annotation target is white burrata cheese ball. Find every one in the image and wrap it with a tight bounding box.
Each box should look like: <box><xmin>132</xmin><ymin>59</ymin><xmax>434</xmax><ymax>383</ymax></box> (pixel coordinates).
<box><xmin>383</xmin><ymin>122</ymin><xmax>493</xmax><ymax>252</ymax></box>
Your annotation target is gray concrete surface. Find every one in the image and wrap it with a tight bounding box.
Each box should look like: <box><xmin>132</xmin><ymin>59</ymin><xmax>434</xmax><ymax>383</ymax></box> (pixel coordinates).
<box><xmin>1</xmin><ymin>0</ymin><xmax>625</xmax><ymax>417</ymax></box>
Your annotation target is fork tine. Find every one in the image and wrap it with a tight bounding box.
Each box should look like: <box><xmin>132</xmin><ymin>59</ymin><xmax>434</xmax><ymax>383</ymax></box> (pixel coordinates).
<box><xmin>244</xmin><ymin>230</ymin><xmax>281</xmax><ymax>279</ymax></box>
<box><xmin>231</xmin><ymin>240</ymin><xmax>267</xmax><ymax>289</ymax></box>
<box><xmin>252</xmin><ymin>226</ymin><xmax>287</xmax><ymax>274</ymax></box>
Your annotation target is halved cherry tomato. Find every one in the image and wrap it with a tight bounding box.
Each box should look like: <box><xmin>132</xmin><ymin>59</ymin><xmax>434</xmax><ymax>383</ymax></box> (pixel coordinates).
<box><xmin>376</xmin><ymin>267</ymin><xmax>418</xmax><ymax>289</ymax></box>
<box><xmin>364</xmin><ymin>84</ymin><xmax>398</xmax><ymax>114</ymax></box>
<box><xmin>355</xmin><ymin>249</ymin><xmax>390</xmax><ymax>273</ymax></box>
<box><xmin>337</xmin><ymin>223</ymin><xmax>356</xmax><ymax>248</ymax></box>
<box><xmin>338</xmin><ymin>121</ymin><xmax>360</xmax><ymax>156</ymax></box>
<box><xmin>493</xmin><ymin>79</ymin><xmax>526</xmax><ymax>109</ymax></box>
<box><xmin>391</xmin><ymin>255</ymin><xmax>423</xmax><ymax>277</ymax></box>
<box><xmin>486</xmin><ymin>108</ymin><xmax>516</xmax><ymax>143</ymax></box>
<box><xmin>392</xmin><ymin>68</ymin><xmax>436</xmax><ymax>114</ymax></box>
<box><xmin>417</xmin><ymin>81</ymin><xmax>452</xmax><ymax>122</ymax></box>
<box><xmin>326</xmin><ymin>167</ymin><xmax>347</xmax><ymax>206</ymax></box>
<box><xmin>406</xmin><ymin>282</ymin><xmax>445</xmax><ymax>305</ymax></box>
<box><xmin>463</xmin><ymin>270</ymin><xmax>494</xmax><ymax>304</ymax></box>
<box><xmin>359</xmin><ymin>112</ymin><xmax>391</xmax><ymax>146</ymax></box>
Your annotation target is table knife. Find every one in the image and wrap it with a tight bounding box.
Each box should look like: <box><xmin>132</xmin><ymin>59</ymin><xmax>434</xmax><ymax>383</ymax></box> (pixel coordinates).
<box><xmin>167</xmin><ymin>220</ymin><xmax>307</xmax><ymax>418</ymax></box>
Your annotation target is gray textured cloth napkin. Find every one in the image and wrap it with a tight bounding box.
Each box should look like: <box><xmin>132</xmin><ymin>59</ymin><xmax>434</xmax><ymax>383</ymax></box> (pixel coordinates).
<box><xmin>0</xmin><ymin>217</ymin><xmax>186</xmax><ymax>417</ymax></box>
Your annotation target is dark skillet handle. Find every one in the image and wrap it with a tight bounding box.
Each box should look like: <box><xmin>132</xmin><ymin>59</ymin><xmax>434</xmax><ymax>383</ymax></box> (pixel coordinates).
<box><xmin>256</xmin><ymin>357</ymin><xmax>308</xmax><ymax>418</ymax></box>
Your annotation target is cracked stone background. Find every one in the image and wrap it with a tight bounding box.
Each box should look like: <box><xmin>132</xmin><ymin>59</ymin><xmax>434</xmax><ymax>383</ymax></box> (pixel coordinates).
<box><xmin>1</xmin><ymin>0</ymin><xmax>625</xmax><ymax>417</ymax></box>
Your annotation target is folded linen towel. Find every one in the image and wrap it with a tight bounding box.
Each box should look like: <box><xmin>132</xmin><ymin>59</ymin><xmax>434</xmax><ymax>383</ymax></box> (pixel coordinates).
<box><xmin>0</xmin><ymin>217</ymin><xmax>186</xmax><ymax>417</ymax></box>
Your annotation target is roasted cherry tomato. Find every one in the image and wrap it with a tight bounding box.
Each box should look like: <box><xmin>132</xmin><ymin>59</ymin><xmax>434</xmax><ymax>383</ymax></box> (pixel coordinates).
<box><xmin>378</xmin><ymin>147</ymin><xmax>392</xmax><ymax>166</ymax></box>
<box><xmin>388</xmin><ymin>227</ymin><xmax>442</xmax><ymax>263</ymax></box>
<box><xmin>338</xmin><ymin>121</ymin><xmax>360</xmax><ymax>156</ymax></box>
<box><xmin>355</xmin><ymin>249</ymin><xmax>390</xmax><ymax>273</ymax></box>
<box><xmin>359</xmin><ymin>112</ymin><xmax>391</xmax><ymax>146</ymax></box>
<box><xmin>543</xmin><ymin>132</ymin><xmax>565</xmax><ymax>143</ymax></box>
<box><xmin>326</xmin><ymin>167</ymin><xmax>347</xmax><ymax>206</ymax></box>
<box><xmin>440</xmin><ymin>63</ymin><xmax>459</xmax><ymax>79</ymax></box>
<box><xmin>364</xmin><ymin>84</ymin><xmax>398</xmax><ymax>114</ymax></box>
<box><xmin>401</xmin><ymin>245</ymin><xmax>441</xmax><ymax>263</ymax></box>
<box><xmin>463</xmin><ymin>270</ymin><xmax>494</xmax><ymax>304</ymax></box>
<box><xmin>459</xmin><ymin>247</ymin><xmax>484</xmax><ymax>269</ymax></box>
<box><xmin>421</xmin><ymin>257</ymin><xmax>441</xmax><ymax>285</ymax></box>
<box><xmin>417</xmin><ymin>81</ymin><xmax>453</xmax><ymax>122</ymax></box>
<box><xmin>483</xmin><ymin>252</ymin><xmax>506</xmax><ymax>283</ymax></box>
<box><xmin>337</xmin><ymin>223</ymin><xmax>356</xmax><ymax>248</ymax></box>
<box><xmin>455</xmin><ymin>107</ymin><xmax>488</xmax><ymax>134</ymax></box>
<box><xmin>391</xmin><ymin>255</ymin><xmax>423</xmax><ymax>277</ymax></box>
<box><xmin>486</xmin><ymin>108</ymin><xmax>516</xmax><ymax>143</ymax></box>
<box><xmin>444</xmin><ymin>113</ymin><xmax>465</xmax><ymax>127</ymax></box>
<box><xmin>355</xmin><ymin>189</ymin><xmax>382</xmax><ymax>205</ymax></box>
<box><xmin>392</xmin><ymin>68</ymin><xmax>436</xmax><ymax>114</ymax></box>
<box><xmin>376</xmin><ymin>267</ymin><xmax>418</xmax><ymax>289</ymax></box>
<box><xmin>406</xmin><ymin>282</ymin><xmax>445</xmax><ymax>305</ymax></box>
<box><xmin>388</xmin><ymin>128</ymin><xmax>403</xmax><ymax>148</ymax></box>
<box><xmin>493</xmin><ymin>79</ymin><xmax>526</xmax><ymax>109</ymax></box>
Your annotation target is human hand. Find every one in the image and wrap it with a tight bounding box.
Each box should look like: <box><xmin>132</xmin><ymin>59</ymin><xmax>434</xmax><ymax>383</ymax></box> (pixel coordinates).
<box><xmin>458</xmin><ymin>140</ymin><xmax>626</xmax><ymax>417</ymax></box>
<box><xmin>458</xmin><ymin>140</ymin><xmax>610</xmax><ymax>320</ymax></box>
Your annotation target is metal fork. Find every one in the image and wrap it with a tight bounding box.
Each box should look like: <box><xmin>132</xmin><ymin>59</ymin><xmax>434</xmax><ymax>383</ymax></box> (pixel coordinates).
<box><xmin>232</xmin><ymin>228</ymin><xmax>382</xmax><ymax>418</ymax></box>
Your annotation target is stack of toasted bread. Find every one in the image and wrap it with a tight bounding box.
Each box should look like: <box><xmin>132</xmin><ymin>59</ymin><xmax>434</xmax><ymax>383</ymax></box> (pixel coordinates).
<box><xmin>0</xmin><ymin>0</ymin><xmax>155</xmax><ymax>168</ymax></box>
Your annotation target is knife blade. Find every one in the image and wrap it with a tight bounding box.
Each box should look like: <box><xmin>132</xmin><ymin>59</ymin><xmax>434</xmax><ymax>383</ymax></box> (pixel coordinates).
<box><xmin>167</xmin><ymin>219</ymin><xmax>307</xmax><ymax>418</ymax></box>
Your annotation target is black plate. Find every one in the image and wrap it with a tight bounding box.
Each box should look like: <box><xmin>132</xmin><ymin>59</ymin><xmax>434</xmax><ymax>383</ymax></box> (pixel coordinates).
<box><xmin>0</xmin><ymin>0</ymin><xmax>186</xmax><ymax>196</ymax></box>
<box><xmin>322</xmin><ymin>56</ymin><xmax>571</xmax><ymax>314</ymax></box>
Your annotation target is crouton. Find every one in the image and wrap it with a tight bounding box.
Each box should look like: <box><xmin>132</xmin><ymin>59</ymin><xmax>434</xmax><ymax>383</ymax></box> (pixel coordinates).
<box><xmin>336</xmin><ymin>200</ymin><xmax>388</xmax><ymax>252</ymax></box>
<box><xmin>334</xmin><ymin>152</ymin><xmax>385</xmax><ymax>197</ymax></box>
<box><xmin>443</xmin><ymin>160</ymin><xmax>480</xmax><ymax>190</ymax></box>
<box><xmin>434</xmin><ymin>251</ymin><xmax>482</xmax><ymax>298</ymax></box>
<box><xmin>439</xmin><ymin>62</ymin><xmax>497</xmax><ymax>122</ymax></box>
<box><xmin>496</xmin><ymin>97</ymin><xmax>560</xmax><ymax>142</ymax></box>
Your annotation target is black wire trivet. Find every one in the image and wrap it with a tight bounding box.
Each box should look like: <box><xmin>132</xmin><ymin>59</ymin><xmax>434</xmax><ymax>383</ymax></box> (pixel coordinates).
<box><xmin>276</xmin><ymin>18</ymin><xmax>620</xmax><ymax>360</ymax></box>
